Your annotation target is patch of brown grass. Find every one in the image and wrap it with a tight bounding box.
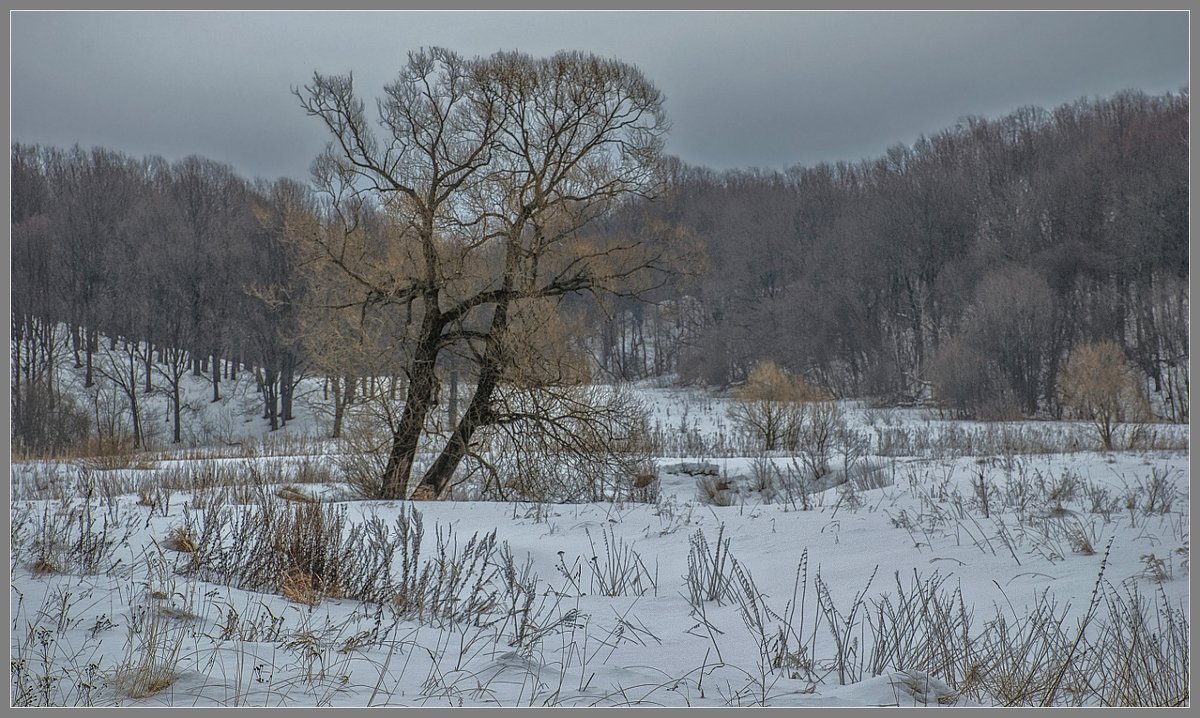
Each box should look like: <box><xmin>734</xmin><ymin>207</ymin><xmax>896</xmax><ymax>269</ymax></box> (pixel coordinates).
<box><xmin>162</xmin><ymin>527</ymin><xmax>196</xmax><ymax>554</ymax></box>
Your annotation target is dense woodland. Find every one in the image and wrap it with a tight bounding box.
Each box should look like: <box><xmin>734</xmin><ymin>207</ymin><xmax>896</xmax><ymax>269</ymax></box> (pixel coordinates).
<box><xmin>593</xmin><ymin>90</ymin><xmax>1188</xmax><ymax>419</ymax></box>
<box><xmin>10</xmin><ymin>89</ymin><xmax>1189</xmax><ymax>453</ymax></box>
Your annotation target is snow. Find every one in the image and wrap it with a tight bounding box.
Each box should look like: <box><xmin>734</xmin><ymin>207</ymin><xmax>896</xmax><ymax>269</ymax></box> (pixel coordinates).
<box><xmin>8</xmin><ymin>366</ymin><xmax>1191</xmax><ymax>707</ymax></box>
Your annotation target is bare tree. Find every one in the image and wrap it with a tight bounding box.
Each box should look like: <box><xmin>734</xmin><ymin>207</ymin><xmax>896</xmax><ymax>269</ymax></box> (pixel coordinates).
<box><xmin>293</xmin><ymin>48</ymin><xmax>671</xmax><ymax>499</ymax></box>
<box><xmin>962</xmin><ymin>266</ymin><xmax>1057</xmax><ymax>417</ymax></box>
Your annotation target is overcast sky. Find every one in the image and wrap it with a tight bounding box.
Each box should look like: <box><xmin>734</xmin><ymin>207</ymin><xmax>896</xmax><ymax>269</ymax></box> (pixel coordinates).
<box><xmin>10</xmin><ymin>11</ymin><xmax>1189</xmax><ymax>182</ymax></box>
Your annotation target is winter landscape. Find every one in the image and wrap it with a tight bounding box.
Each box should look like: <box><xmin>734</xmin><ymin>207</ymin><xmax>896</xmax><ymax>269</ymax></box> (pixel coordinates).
<box><xmin>9</xmin><ymin>11</ymin><xmax>1190</xmax><ymax>708</ymax></box>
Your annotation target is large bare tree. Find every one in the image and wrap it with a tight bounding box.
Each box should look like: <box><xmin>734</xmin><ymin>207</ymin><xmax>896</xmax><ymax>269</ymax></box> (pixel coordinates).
<box><xmin>294</xmin><ymin>48</ymin><xmax>672</xmax><ymax>499</ymax></box>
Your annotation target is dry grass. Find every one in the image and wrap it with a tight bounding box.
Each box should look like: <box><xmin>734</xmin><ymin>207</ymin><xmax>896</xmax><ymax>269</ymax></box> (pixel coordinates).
<box><xmin>25</xmin><ymin>498</ymin><xmax>136</xmax><ymax>576</ymax></box>
<box><xmin>10</xmin><ymin>433</ymin><xmax>154</xmax><ymax>470</ymax></box>
<box><xmin>695</xmin><ymin>528</ymin><xmax>1190</xmax><ymax>707</ymax></box>
<box><xmin>697</xmin><ymin>475</ymin><xmax>735</xmax><ymax>506</ymax></box>
<box><xmin>162</xmin><ymin>527</ymin><xmax>197</xmax><ymax>554</ymax></box>
<box><xmin>280</xmin><ymin>568</ymin><xmax>323</xmax><ymax>606</ymax></box>
<box><xmin>111</xmin><ymin>608</ymin><xmax>186</xmax><ymax>699</ymax></box>
<box><xmin>276</xmin><ymin>485</ymin><xmax>319</xmax><ymax>504</ymax></box>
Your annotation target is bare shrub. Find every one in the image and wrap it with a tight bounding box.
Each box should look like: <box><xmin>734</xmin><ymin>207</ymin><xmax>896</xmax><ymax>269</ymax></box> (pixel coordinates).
<box><xmin>496</xmin><ymin>544</ymin><xmax>583</xmax><ymax>653</ymax></box>
<box><xmin>815</xmin><ymin>564</ymin><xmax>879</xmax><ymax>685</ymax></box>
<box><xmin>849</xmin><ymin>459</ymin><xmax>893</xmax><ymax>492</ymax></box>
<box><xmin>751</xmin><ymin>458</ymin><xmax>815</xmax><ymax>509</ymax></box>
<box><xmin>796</xmin><ymin>400</ymin><xmax>844</xmax><ymax>481</ymax></box>
<box><xmin>1082</xmin><ymin>586</ymin><xmax>1189</xmax><ymax>705</ymax></box>
<box><xmin>728</xmin><ymin>360</ymin><xmax>823</xmax><ymax>452</ymax></box>
<box><xmin>391</xmin><ymin>515</ymin><xmax>500</xmax><ymax>626</ymax></box>
<box><xmin>1058</xmin><ymin>340</ymin><xmax>1151</xmax><ymax>450</ymax></box>
<box><xmin>1138</xmin><ymin>467</ymin><xmax>1179</xmax><ymax>515</ymax></box>
<box><xmin>1083</xmin><ymin>482</ymin><xmax>1120</xmax><ymax>519</ymax></box>
<box><xmin>627</xmin><ymin>469</ymin><xmax>661</xmax><ymax>504</ymax></box>
<box><xmin>874</xmin><ymin>422</ymin><xmax>1096</xmax><ymax>459</ymax></box>
<box><xmin>469</xmin><ymin>383</ymin><xmax>656</xmax><ymax>503</ymax></box>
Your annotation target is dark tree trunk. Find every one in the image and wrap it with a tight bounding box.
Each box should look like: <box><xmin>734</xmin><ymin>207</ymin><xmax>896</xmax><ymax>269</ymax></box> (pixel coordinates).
<box><xmin>379</xmin><ymin>310</ymin><xmax>443</xmax><ymax>500</ymax></box>
<box><xmin>127</xmin><ymin>348</ymin><xmax>142</xmax><ymax>447</ymax></box>
<box><xmin>281</xmin><ymin>355</ymin><xmax>295</xmax><ymax>422</ymax></box>
<box><xmin>413</xmin><ymin>303</ymin><xmax>510</xmax><ymax>500</ymax></box>
<box><xmin>211</xmin><ymin>351</ymin><xmax>221</xmax><ymax>402</ymax></box>
<box><xmin>72</xmin><ymin>325</ymin><xmax>83</xmax><ymax>369</ymax></box>
<box><xmin>262</xmin><ymin>366</ymin><xmax>279</xmax><ymax>431</ymax></box>
<box><xmin>171</xmin><ymin>381</ymin><xmax>182</xmax><ymax>444</ymax></box>
<box><xmin>144</xmin><ymin>342</ymin><xmax>153</xmax><ymax>393</ymax></box>
<box><xmin>84</xmin><ymin>327</ymin><xmax>96</xmax><ymax>388</ymax></box>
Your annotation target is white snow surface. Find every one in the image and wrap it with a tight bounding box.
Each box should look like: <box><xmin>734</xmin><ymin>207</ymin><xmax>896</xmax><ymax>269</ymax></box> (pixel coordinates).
<box><xmin>8</xmin><ymin>368</ymin><xmax>1191</xmax><ymax>707</ymax></box>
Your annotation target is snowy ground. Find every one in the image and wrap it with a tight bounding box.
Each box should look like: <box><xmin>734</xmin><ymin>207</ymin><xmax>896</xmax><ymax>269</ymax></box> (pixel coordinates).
<box><xmin>8</xmin><ymin>370</ymin><xmax>1191</xmax><ymax>707</ymax></box>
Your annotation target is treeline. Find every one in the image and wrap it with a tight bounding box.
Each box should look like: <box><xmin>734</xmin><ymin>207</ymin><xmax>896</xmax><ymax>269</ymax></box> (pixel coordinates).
<box><xmin>11</xmin><ymin>146</ymin><xmax>308</xmax><ymax>450</ymax></box>
<box><xmin>591</xmin><ymin>90</ymin><xmax>1188</xmax><ymax>421</ymax></box>
<box><xmin>10</xmin><ymin>89</ymin><xmax>1189</xmax><ymax>453</ymax></box>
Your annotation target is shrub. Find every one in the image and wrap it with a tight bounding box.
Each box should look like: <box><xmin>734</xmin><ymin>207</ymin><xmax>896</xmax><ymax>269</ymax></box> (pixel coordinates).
<box><xmin>470</xmin><ymin>383</ymin><xmax>656</xmax><ymax>503</ymax></box>
<box><xmin>797</xmin><ymin>400</ymin><xmax>844</xmax><ymax>480</ymax></box>
<box><xmin>1058</xmin><ymin>340</ymin><xmax>1150</xmax><ymax>450</ymax></box>
<box><xmin>728</xmin><ymin>360</ymin><xmax>824</xmax><ymax>452</ymax></box>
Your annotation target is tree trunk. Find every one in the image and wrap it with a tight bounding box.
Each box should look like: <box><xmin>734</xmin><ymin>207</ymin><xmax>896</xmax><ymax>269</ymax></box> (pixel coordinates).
<box><xmin>171</xmin><ymin>380</ymin><xmax>182</xmax><ymax>444</ymax></box>
<box><xmin>72</xmin><ymin>325</ymin><xmax>83</xmax><ymax>369</ymax></box>
<box><xmin>413</xmin><ymin>303</ymin><xmax>510</xmax><ymax>499</ymax></box>
<box><xmin>84</xmin><ymin>327</ymin><xmax>96</xmax><ymax>388</ymax></box>
<box><xmin>380</xmin><ymin>313</ymin><xmax>444</xmax><ymax>500</ymax></box>
<box><xmin>331</xmin><ymin>376</ymin><xmax>344</xmax><ymax>439</ymax></box>
<box><xmin>263</xmin><ymin>366</ymin><xmax>279</xmax><ymax>431</ymax></box>
<box><xmin>144</xmin><ymin>342</ymin><xmax>154</xmax><ymax>393</ymax></box>
<box><xmin>281</xmin><ymin>356</ymin><xmax>295</xmax><ymax>422</ymax></box>
<box><xmin>127</xmin><ymin>347</ymin><xmax>142</xmax><ymax>447</ymax></box>
<box><xmin>211</xmin><ymin>351</ymin><xmax>221</xmax><ymax>402</ymax></box>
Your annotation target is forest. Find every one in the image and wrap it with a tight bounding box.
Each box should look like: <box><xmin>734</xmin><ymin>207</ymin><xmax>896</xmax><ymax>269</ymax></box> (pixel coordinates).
<box><xmin>10</xmin><ymin>88</ymin><xmax>1189</xmax><ymax>456</ymax></box>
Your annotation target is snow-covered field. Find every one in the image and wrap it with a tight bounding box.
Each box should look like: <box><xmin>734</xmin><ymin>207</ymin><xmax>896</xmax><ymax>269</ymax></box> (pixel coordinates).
<box><xmin>9</xmin><ymin>371</ymin><xmax>1191</xmax><ymax>707</ymax></box>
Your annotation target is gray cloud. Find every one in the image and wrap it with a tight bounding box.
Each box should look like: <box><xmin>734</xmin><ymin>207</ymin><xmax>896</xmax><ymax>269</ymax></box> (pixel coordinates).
<box><xmin>11</xmin><ymin>11</ymin><xmax>1188</xmax><ymax>181</ymax></box>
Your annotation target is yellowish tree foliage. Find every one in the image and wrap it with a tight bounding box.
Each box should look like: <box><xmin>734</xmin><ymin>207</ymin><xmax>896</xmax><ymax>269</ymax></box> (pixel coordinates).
<box><xmin>1058</xmin><ymin>340</ymin><xmax>1150</xmax><ymax>450</ymax></box>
